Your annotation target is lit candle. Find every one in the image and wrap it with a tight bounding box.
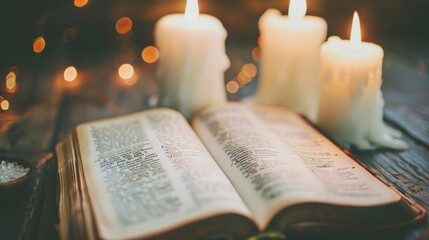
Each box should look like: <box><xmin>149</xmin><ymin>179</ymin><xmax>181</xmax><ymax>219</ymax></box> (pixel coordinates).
<box><xmin>317</xmin><ymin>12</ymin><xmax>407</xmax><ymax>150</ymax></box>
<box><xmin>155</xmin><ymin>0</ymin><xmax>230</xmax><ymax>118</ymax></box>
<box><xmin>255</xmin><ymin>0</ymin><xmax>327</xmax><ymax>121</ymax></box>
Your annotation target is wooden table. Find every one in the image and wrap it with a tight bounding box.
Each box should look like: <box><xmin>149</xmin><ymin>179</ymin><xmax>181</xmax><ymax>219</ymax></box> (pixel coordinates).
<box><xmin>0</xmin><ymin>46</ymin><xmax>427</xmax><ymax>240</ymax></box>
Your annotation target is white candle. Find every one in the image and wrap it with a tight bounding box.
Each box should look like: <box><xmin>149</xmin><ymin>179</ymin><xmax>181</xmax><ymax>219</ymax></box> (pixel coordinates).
<box><xmin>255</xmin><ymin>0</ymin><xmax>327</xmax><ymax>121</ymax></box>
<box><xmin>317</xmin><ymin>12</ymin><xmax>407</xmax><ymax>150</ymax></box>
<box><xmin>155</xmin><ymin>0</ymin><xmax>230</xmax><ymax>118</ymax></box>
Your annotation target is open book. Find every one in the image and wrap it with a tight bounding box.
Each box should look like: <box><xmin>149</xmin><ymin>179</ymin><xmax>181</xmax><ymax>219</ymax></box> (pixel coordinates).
<box><xmin>56</xmin><ymin>103</ymin><xmax>425</xmax><ymax>240</ymax></box>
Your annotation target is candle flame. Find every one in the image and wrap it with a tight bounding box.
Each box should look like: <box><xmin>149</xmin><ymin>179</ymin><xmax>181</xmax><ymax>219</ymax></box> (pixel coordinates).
<box><xmin>185</xmin><ymin>0</ymin><xmax>199</xmax><ymax>21</ymax></box>
<box><xmin>289</xmin><ymin>0</ymin><xmax>306</xmax><ymax>20</ymax></box>
<box><xmin>350</xmin><ymin>11</ymin><xmax>361</xmax><ymax>48</ymax></box>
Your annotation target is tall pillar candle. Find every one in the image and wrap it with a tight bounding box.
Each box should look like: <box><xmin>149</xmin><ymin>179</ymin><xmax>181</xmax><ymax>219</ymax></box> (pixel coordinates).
<box><xmin>255</xmin><ymin>0</ymin><xmax>327</xmax><ymax>121</ymax></box>
<box><xmin>155</xmin><ymin>0</ymin><xmax>230</xmax><ymax>118</ymax></box>
<box><xmin>317</xmin><ymin>12</ymin><xmax>407</xmax><ymax>150</ymax></box>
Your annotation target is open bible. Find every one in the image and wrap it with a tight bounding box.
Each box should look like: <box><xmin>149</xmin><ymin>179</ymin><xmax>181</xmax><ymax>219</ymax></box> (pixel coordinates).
<box><xmin>56</xmin><ymin>103</ymin><xmax>425</xmax><ymax>240</ymax></box>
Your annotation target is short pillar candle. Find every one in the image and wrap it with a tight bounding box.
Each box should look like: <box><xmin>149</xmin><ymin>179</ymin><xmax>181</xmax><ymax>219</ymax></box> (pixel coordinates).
<box><xmin>317</xmin><ymin>12</ymin><xmax>407</xmax><ymax>150</ymax></box>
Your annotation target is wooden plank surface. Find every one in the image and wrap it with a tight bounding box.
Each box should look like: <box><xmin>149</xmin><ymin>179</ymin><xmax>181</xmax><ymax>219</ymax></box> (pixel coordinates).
<box><xmin>0</xmin><ymin>47</ymin><xmax>427</xmax><ymax>240</ymax></box>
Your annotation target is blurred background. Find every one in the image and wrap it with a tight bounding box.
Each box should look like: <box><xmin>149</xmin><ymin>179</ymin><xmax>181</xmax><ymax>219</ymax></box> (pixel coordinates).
<box><xmin>0</xmin><ymin>0</ymin><xmax>428</xmax><ymax>114</ymax></box>
<box><xmin>1</xmin><ymin>3</ymin><xmax>428</xmax><ymax>239</ymax></box>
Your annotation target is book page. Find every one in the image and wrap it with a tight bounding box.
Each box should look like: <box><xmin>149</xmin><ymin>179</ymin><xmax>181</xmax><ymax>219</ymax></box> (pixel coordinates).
<box><xmin>192</xmin><ymin>103</ymin><xmax>400</xmax><ymax>229</ymax></box>
<box><xmin>77</xmin><ymin>109</ymin><xmax>252</xmax><ymax>239</ymax></box>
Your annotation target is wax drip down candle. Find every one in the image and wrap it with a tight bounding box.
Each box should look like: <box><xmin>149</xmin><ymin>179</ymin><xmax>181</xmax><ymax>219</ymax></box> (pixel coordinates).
<box><xmin>255</xmin><ymin>0</ymin><xmax>327</xmax><ymax>121</ymax></box>
<box><xmin>317</xmin><ymin>12</ymin><xmax>407</xmax><ymax>150</ymax></box>
<box><xmin>155</xmin><ymin>0</ymin><xmax>230</xmax><ymax>118</ymax></box>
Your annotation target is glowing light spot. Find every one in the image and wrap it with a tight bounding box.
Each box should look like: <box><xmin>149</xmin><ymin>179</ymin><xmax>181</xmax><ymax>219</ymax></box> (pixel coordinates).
<box><xmin>185</xmin><ymin>0</ymin><xmax>199</xmax><ymax>21</ymax></box>
<box><xmin>241</xmin><ymin>63</ymin><xmax>257</xmax><ymax>78</ymax></box>
<box><xmin>141</xmin><ymin>46</ymin><xmax>159</xmax><ymax>64</ymax></box>
<box><xmin>252</xmin><ymin>47</ymin><xmax>261</xmax><ymax>61</ymax></box>
<box><xmin>236</xmin><ymin>73</ymin><xmax>249</xmax><ymax>86</ymax></box>
<box><xmin>289</xmin><ymin>0</ymin><xmax>307</xmax><ymax>21</ymax></box>
<box><xmin>226</xmin><ymin>81</ymin><xmax>239</xmax><ymax>94</ymax></box>
<box><xmin>236</xmin><ymin>63</ymin><xmax>257</xmax><ymax>86</ymax></box>
<box><xmin>350</xmin><ymin>11</ymin><xmax>361</xmax><ymax>48</ymax></box>
<box><xmin>115</xmin><ymin>17</ymin><xmax>133</xmax><ymax>35</ymax></box>
<box><xmin>33</xmin><ymin>36</ymin><xmax>46</xmax><ymax>53</ymax></box>
<box><xmin>257</xmin><ymin>36</ymin><xmax>262</xmax><ymax>47</ymax></box>
<box><xmin>64</xmin><ymin>66</ymin><xmax>78</xmax><ymax>82</ymax></box>
<box><xmin>118</xmin><ymin>63</ymin><xmax>134</xmax><ymax>80</ymax></box>
<box><xmin>6</xmin><ymin>72</ymin><xmax>16</xmax><ymax>92</ymax></box>
<box><xmin>1</xmin><ymin>99</ymin><xmax>9</xmax><ymax>111</ymax></box>
<box><xmin>63</xmin><ymin>28</ymin><xmax>77</xmax><ymax>43</ymax></box>
<box><xmin>74</xmin><ymin>0</ymin><xmax>89</xmax><ymax>8</ymax></box>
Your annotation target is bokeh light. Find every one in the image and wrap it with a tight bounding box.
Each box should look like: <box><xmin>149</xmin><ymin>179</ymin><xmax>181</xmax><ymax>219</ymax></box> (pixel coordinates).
<box><xmin>6</xmin><ymin>72</ymin><xmax>17</xmax><ymax>93</ymax></box>
<box><xmin>115</xmin><ymin>17</ymin><xmax>133</xmax><ymax>35</ymax></box>
<box><xmin>252</xmin><ymin>47</ymin><xmax>261</xmax><ymax>62</ymax></box>
<box><xmin>141</xmin><ymin>46</ymin><xmax>159</xmax><ymax>64</ymax></box>
<box><xmin>33</xmin><ymin>36</ymin><xmax>46</xmax><ymax>53</ymax></box>
<box><xmin>236</xmin><ymin>63</ymin><xmax>257</xmax><ymax>86</ymax></box>
<box><xmin>74</xmin><ymin>0</ymin><xmax>89</xmax><ymax>8</ymax></box>
<box><xmin>226</xmin><ymin>81</ymin><xmax>239</xmax><ymax>94</ymax></box>
<box><xmin>1</xmin><ymin>99</ymin><xmax>9</xmax><ymax>111</ymax></box>
<box><xmin>241</xmin><ymin>63</ymin><xmax>257</xmax><ymax>78</ymax></box>
<box><xmin>64</xmin><ymin>66</ymin><xmax>78</xmax><ymax>82</ymax></box>
<box><xmin>118</xmin><ymin>63</ymin><xmax>134</xmax><ymax>80</ymax></box>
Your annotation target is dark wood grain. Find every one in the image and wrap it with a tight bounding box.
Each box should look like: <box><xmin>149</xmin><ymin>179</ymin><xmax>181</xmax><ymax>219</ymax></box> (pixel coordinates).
<box><xmin>382</xmin><ymin>63</ymin><xmax>429</xmax><ymax>146</ymax></box>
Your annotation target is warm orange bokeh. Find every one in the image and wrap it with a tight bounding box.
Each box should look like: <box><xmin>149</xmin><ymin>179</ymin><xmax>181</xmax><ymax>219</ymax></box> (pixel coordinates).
<box><xmin>141</xmin><ymin>46</ymin><xmax>159</xmax><ymax>64</ymax></box>
<box><xmin>251</xmin><ymin>47</ymin><xmax>260</xmax><ymax>61</ymax></box>
<box><xmin>115</xmin><ymin>17</ymin><xmax>133</xmax><ymax>35</ymax></box>
<box><xmin>74</xmin><ymin>0</ymin><xmax>89</xmax><ymax>8</ymax></box>
<box><xmin>241</xmin><ymin>63</ymin><xmax>257</xmax><ymax>78</ymax></box>
<box><xmin>1</xmin><ymin>99</ymin><xmax>9</xmax><ymax>111</ymax></box>
<box><xmin>226</xmin><ymin>81</ymin><xmax>239</xmax><ymax>94</ymax></box>
<box><xmin>33</xmin><ymin>36</ymin><xmax>46</xmax><ymax>53</ymax></box>
<box><xmin>5</xmin><ymin>72</ymin><xmax>17</xmax><ymax>93</ymax></box>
